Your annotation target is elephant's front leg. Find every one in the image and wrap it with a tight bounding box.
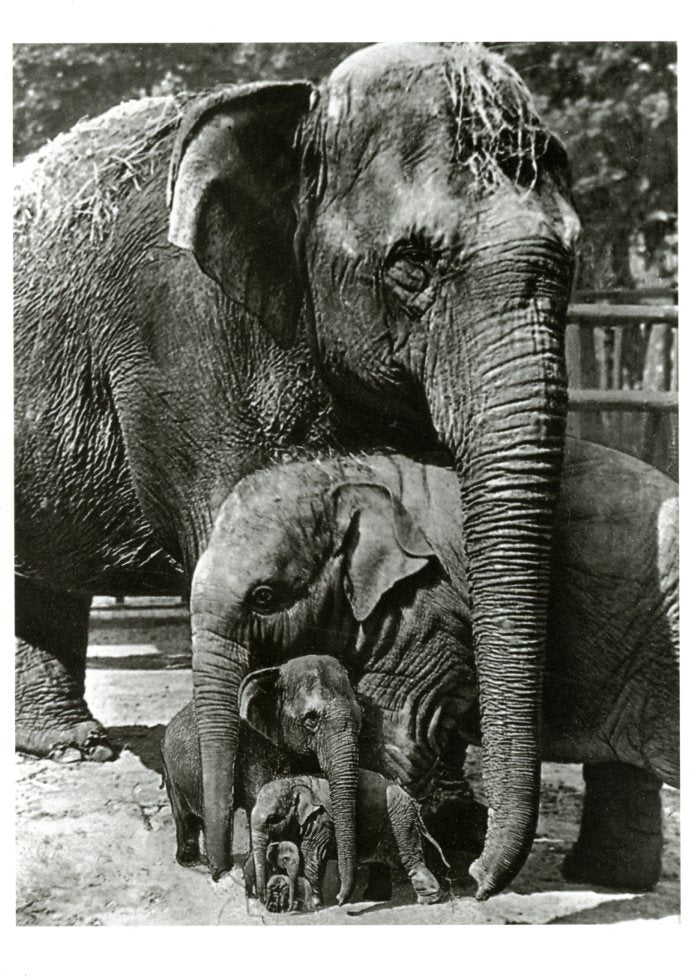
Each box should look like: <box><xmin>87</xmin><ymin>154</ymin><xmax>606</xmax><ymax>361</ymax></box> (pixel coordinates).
<box><xmin>563</xmin><ymin>761</ymin><xmax>663</xmax><ymax>891</ymax></box>
<box><xmin>15</xmin><ymin>577</ymin><xmax>115</xmax><ymax>762</ymax></box>
<box><xmin>385</xmin><ymin>784</ymin><xmax>443</xmax><ymax>905</ymax></box>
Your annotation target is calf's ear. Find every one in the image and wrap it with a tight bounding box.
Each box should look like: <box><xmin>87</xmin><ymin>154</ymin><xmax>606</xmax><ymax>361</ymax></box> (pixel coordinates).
<box><xmin>332</xmin><ymin>483</ymin><xmax>436</xmax><ymax>623</ymax></box>
<box><xmin>239</xmin><ymin>667</ymin><xmax>282</xmax><ymax>743</ymax></box>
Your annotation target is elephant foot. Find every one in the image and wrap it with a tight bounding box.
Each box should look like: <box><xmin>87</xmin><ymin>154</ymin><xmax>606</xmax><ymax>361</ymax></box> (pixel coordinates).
<box><xmin>562</xmin><ymin>846</ymin><xmax>661</xmax><ymax>892</ymax></box>
<box><xmin>363</xmin><ymin>863</ymin><xmax>392</xmax><ymax>901</ymax></box>
<box><xmin>562</xmin><ymin>761</ymin><xmax>663</xmax><ymax>892</ymax></box>
<box><xmin>16</xmin><ymin>579</ymin><xmax>116</xmax><ymax>763</ymax></box>
<box><xmin>409</xmin><ymin>865</ymin><xmax>444</xmax><ymax>905</ymax></box>
<box><xmin>16</xmin><ymin>717</ymin><xmax>117</xmax><ymax>763</ymax></box>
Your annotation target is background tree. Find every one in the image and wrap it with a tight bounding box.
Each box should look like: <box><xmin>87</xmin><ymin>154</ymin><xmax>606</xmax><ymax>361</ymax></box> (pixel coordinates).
<box><xmin>500</xmin><ymin>42</ymin><xmax>677</xmax><ymax>290</ymax></box>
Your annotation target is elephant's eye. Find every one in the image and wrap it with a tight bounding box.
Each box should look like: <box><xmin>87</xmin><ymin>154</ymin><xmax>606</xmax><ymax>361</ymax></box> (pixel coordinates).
<box><xmin>248</xmin><ymin>583</ymin><xmax>280</xmax><ymax>614</ymax></box>
<box><xmin>303</xmin><ymin>710</ymin><xmax>320</xmax><ymax>731</ymax></box>
<box><xmin>383</xmin><ymin>242</ymin><xmax>438</xmax><ymax>317</ymax></box>
<box><xmin>385</xmin><ymin>256</ymin><xmax>430</xmax><ymax>294</ymax></box>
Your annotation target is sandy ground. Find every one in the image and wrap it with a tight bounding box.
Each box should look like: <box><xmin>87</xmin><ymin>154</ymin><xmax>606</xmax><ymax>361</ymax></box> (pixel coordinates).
<box><xmin>16</xmin><ymin>630</ymin><xmax>680</xmax><ymax>926</ymax></box>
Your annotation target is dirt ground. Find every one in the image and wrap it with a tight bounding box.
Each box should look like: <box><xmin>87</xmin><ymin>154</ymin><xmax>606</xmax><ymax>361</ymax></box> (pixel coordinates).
<box><xmin>16</xmin><ymin>636</ymin><xmax>680</xmax><ymax>926</ymax></box>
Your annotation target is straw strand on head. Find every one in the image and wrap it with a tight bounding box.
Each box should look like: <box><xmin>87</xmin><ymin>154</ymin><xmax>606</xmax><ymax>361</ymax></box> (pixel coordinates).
<box><xmin>444</xmin><ymin>43</ymin><xmax>550</xmax><ymax>192</ymax></box>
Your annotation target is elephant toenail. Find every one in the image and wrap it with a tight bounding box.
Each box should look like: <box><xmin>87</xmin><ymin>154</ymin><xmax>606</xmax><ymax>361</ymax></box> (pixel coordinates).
<box><xmin>48</xmin><ymin>744</ymin><xmax>83</xmax><ymax>764</ymax></box>
<box><xmin>87</xmin><ymin>744</ymin><xmax>116</xmax><ymax>763</ymax></box>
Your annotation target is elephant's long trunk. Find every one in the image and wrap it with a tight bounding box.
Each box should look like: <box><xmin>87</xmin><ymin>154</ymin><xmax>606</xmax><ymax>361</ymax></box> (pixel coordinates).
<box><xmin>318</xmin><ymin>731</ymin><xmax>359</xmax><ymax>905</ymax></box>
<box><xmin>426</xmin><ymin>280</ymin><xmax>569</xmax><ymax>899</ymax></box>
<box><xmin>287</xmin><ymin>861</ymin><xmax>299</xmax><ymax>911</ymax></box>
<box><xmin>251</xmin><ymin>827</ymin><xmax>270</xmax><ymax>902</ymax></box>
<box><xmin>190</xmin><ymin>590</ymin><xmax>250</xmax><ymax>879</ymax></box>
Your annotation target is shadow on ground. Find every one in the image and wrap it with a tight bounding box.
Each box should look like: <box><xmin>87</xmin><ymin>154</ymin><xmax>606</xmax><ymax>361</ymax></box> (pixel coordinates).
<box><xmin>548</xmin><ymin>887</ymin><xmax>680</xmax><ymax>924</ymax></box>
<box><xmin>108</xmin><ymin>725</ymin><xmax>166</xmax><ymax>774</ymax></box>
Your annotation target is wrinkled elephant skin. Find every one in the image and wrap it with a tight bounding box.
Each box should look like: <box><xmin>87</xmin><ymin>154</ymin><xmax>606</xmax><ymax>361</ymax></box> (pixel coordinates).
<box><xmin>193</xmin><ymin>438</ymin><xmax>678</xmax><ymax>890</ymax></box>
<box><xmin>16</xmin><ymin>43</ymin><xmax>578</xmax><ymax>897</ymax></box>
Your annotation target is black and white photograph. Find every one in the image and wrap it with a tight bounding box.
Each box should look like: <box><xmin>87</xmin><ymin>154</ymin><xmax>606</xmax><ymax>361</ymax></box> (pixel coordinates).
<box><xmin>11</xmin><ymin>13</ymin><xmax>681</xmax><ymax>941</ymax></box>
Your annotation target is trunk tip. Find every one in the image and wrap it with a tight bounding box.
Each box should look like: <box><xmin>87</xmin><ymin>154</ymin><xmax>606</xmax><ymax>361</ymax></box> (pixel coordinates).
<box><xmin>469</xmin><ymin>857</ymin><xmax>498</xmax><ymax>901</ymax></box>
<box><xmin>336</xmin><ymin>882</ymin><xmax>355</xmax><ymax>906</ymax></box>
<box><xmin>210</xmin><ymin>864</ymin><xmax>230</xmax><ymax>883</ymax></box>
<box><xmin>469</xmin><ymin>853</ymin><xmax>521</xmax><ymax>901</ymax></box>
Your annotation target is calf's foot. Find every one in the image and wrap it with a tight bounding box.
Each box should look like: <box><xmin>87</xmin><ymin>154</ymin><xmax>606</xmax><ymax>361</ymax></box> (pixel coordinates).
<box><xmin>562</xmin><ymin>761</ymin><xmax>663</xmax><ymax>891</ymax></box>
<box><xmin>409</xmin><ymin>864</ymin><xmax>443</xmax><ymax>905</ymax></box>
<box><xmin>15</xmin><ymin>579</ymin><xmax>116</xmax><ymax>763</ymax></box>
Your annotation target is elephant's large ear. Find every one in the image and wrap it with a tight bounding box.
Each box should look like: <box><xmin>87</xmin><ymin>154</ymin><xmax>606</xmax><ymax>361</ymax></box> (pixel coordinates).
<box><xmin>167</xmin><ymin>81</ymin><xmax>316</xmax><ymax>340</ymax></box>
<box><xmin>239</xmin><ymin>666</ymin><xmax>282</xmax><ymax>743</ymax></box>
<box><xmin>332</xmin><ymin>483</ymin><xmax>436</xmax><ymax>623</ymax></box>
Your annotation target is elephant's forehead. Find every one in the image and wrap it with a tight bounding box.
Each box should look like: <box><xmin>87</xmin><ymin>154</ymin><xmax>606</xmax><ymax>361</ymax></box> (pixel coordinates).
<box><xmin>323</xmin><ymin>49</ymin><xmax>452</xmax><ymax>153</ymax></box>
<box><xmin>215</xmin><ymin>478</ymin><xmax>330</xmax><ymax>561</ymax></box>
<box><xmin>327</xmin><ymin>61</ymin><xmax>448</xmax><ymax>126</ymax></box>
<box><xmin>329</xmin><ymin>42</ymin><xmax>449</xmax><ymax>82</ymax></box>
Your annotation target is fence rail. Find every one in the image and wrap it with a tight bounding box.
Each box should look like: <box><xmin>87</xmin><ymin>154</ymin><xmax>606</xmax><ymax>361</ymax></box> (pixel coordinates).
<box><xmin>568</xmin><ymin>389</ymin><xmax>677</xmax><ymax>412</ymax></box>
<box><xmin>564</xmin><ymin>291</ymin><xmax>677</xmax><ymax>478</ymax></box>
<box><xmin>568</xmin><ymin>303</ymin><xmax>678</xmax><ymax>326</ymax></box>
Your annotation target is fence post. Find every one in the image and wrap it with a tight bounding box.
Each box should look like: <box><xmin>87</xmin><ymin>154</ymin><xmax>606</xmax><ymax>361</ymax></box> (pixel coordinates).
<box><xmin>642</xmin><ymin>323</ymin><xmax>677</xmax><ymax>478</ymax></box>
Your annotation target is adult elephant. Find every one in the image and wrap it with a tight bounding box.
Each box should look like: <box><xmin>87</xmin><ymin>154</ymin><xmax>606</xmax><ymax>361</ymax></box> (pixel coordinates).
<box><xmin>169</xmin><ymin>43</ymin><xmax>578</xmax><ymax>898</ymax></box>
<box><xmin>15</xmin><ymin>43</ymin><xmax>578</xmax><ymax>899</ymax></box>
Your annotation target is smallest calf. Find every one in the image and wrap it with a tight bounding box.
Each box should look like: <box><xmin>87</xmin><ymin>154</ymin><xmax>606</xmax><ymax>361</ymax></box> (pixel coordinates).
<box><xmin>250</xmin><ymin>772</ymin><xmax>446</xmax><ymax>909</ymax></box>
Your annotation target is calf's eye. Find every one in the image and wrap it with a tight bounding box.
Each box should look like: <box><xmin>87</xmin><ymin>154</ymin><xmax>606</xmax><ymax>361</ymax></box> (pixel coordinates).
<box><xmin>248</xmin><ymin>583</ymin><xmax>279</xmax><ymax>614</ymax></box>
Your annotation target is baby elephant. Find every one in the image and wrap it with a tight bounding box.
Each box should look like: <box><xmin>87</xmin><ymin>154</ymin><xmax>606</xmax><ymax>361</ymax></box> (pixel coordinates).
<box><xmin>250</xmin><ymin>772</ymin><xmax>445</xmax><ymax>909</ymax></box>
<box><xmin>161</xmin><ymin>654</ymin><xmax>363</xmax><ymax>903</ymax></box>
<box><xmin>243</xmin><ymin>842</ymin><xmax>314</xmax><ymax>913</ymax></box>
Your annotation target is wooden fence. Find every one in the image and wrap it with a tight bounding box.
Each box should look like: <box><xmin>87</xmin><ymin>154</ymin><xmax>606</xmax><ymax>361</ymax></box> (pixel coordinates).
<box><xmin>565</xmin><ymin>289</ymin><xmax>678</xmax><ymax>479</ymax></box>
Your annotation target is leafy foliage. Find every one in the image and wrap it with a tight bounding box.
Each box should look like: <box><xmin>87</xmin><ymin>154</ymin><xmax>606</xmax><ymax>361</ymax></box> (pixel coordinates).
<box><xmin>498</xmin><ymin>42</ymin><xmax>677</xmax><ymax>288</ymax></box>
<box><xmin>13</xmin><ymin>42</ymin><xmax>676</xmax><ymax>289</ymax></box>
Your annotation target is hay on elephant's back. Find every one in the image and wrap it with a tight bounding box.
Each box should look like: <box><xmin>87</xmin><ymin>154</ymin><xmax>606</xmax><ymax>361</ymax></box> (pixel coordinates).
<box><xmin>444</xmin><ymin>43</ymin><xmax>551</xmax><ymax>190</ymax></box>
<box><xmin>13</xmin><ymin>94</ymin><xmax>192</xmax><ymax>244</ymax></box>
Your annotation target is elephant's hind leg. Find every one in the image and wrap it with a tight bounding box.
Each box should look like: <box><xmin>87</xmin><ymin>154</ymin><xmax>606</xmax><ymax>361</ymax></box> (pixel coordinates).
<box><xmin>562</xmin><ymin>761</ymin><xmax>663</xmax><ymax>891</ymax></box>
<box><xmin>15</xmin><ymin>577</ymin><xmax>115</xmax><ymax>762</ymax></box>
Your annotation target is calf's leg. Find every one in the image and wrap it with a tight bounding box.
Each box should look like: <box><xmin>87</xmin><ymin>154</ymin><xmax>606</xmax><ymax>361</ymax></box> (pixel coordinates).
<box><xmin>161</xmin><ymin>757</ymin><xmax>203</xmax><ymax>867</ymax></box>
<box><xmin>386</xmin><ymin>785</ymin><xmax>443</xmax><ymax>905</ymax></box>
